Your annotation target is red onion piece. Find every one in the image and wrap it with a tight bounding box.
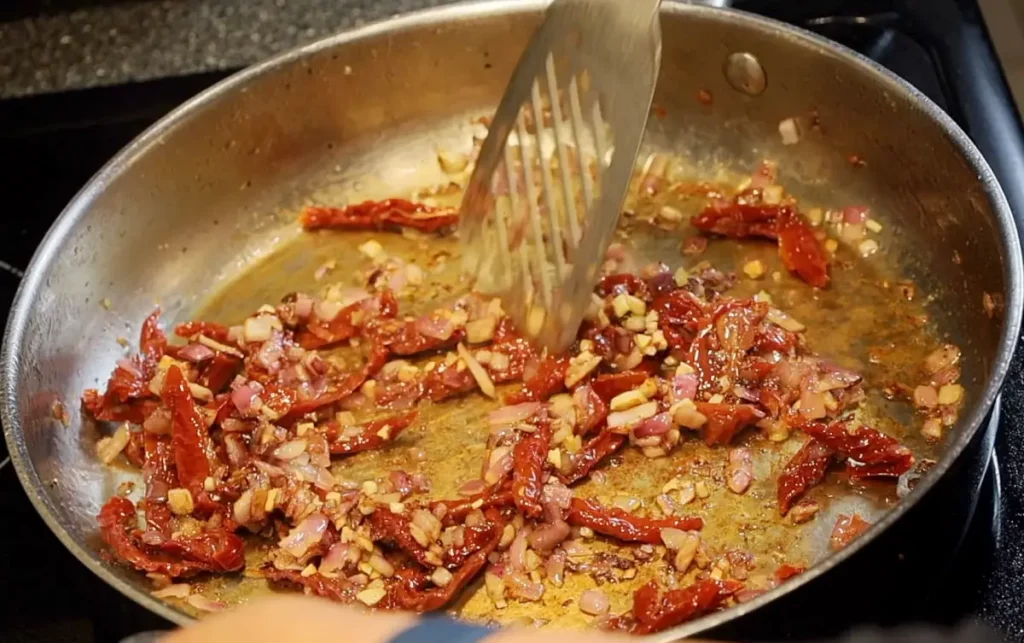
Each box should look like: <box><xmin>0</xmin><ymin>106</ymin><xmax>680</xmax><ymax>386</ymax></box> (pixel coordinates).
<box><xmin>187</xmin><ymin>595</ymin><xmax>225</xmax><ymax>612</ymax></box>
<box><xmin>482</xmin><ymin>449</ymin><xmax>514</xmax><ymax>486</ymax></box>
<box><xmin>546</xmin><ymin>549</ymin><xmax>566</xmax><ymax>586</ymax></box>
<box><xmin>672</xmin><ymin>373</ymin><xmax>698</xmax><ymax>401</ymax></box>
<box><xmin>561</xmin><ymin>539</ymin><xmax>587</xmax><ymax>557</ymax></box>
<box><xmin>458</xmin><ymin>479</ymin><xmax>488</xmax><ymax>497</ymax></box>
<box><xmin>389</xmin><ymin>470</ymin><xmax>413</xmax><ymax>497</ymax></box>
<box><xmin>504</xmin><ymin>572</ymin><xmax>545</xmax><ymax>601</ymax></box>
<box><xmin>414</xmin><ymin>314</ymin><xmax>455</xmax><ymax>341</ymax></box>
<box><xmin>487</xmin><ymin>402</ymin><xmax>542</xmax><ymax>426</ymax></box>
<box><xmin>253</xmin><ymin>331</ymin><xmax>285</xmax><ymax>372</ymax></box>
<box><xmin>294</xmin><ymin>293</ymin><xmax>313</xmax><ymax>320</ymax></box>
<box><xmin>273</xmin><ymin>439</ymin><xmax>308</xmax><ymax>461</ymax></box>
<box><xmin>224</xmin><ymin>434</ymin><xmax>248</xmax><ymax>467</ymax></box>
<box><xmin>178</xmin><ymin>343</ymin><xmax>215</xmax><ymax>363</ymax></box>
<box><xmin>541</xmin><ymin>482</ymin><xmax>573</xmax><ymax>510</ymax></box>
<box><xmin>231</xmin><ymin>382</ymin><xmax>262</xmax><ymax>415</ymax></box>
<box><xmin>580</xmin><ymin>589</ymin><xmax>610</xmax><ymax>615</ymax></box>
<box><xmin>320</xmin><ymin>542</ymin><xmax>358</xmax><ymax>574</ymax></box>
<box><xmin>314</xmin><ymin>467</ymin><xmax>335</xmax><ymax>491</ymax></box>
<box><xmin>253</xmin><ymin>460</ymin><xmax>287</xmax><ymax>478</ymax></box>
<box><xmin>279</xmin><ymin>513</ymin><xmax>329</xmax><ymax>558</ymax></box>
<box><xmin>528</xmin><ymin>520</ymin><xmax>570</xmax><ymax>551</ymax></box>
<box><xmin>117</xmin><ymin>358</ymin><xmax>145</xmax><ymax>379</ymax></box>
<box><xmin>727</xmin><ymin>447</ymin><xmax>754</xmax><ymax>494</ymax></box>
<box><xmin>635</xmin><ymin>411</ymin><xmax>673</xmax><ymax>438</ymax></box>
<box><xmin>410</xmin><ymin>473</ymin><xmax>431</xmax><ymax>493</ymax></box>
<box><xmin>152</xmin><ymin>583</ymin><xmax>191</xmax><ymax>599</ymax></box>
<box><xmin>509</xmin><ymin>529</ymin><xmax>530</xmax><ymax>571</ymax></box>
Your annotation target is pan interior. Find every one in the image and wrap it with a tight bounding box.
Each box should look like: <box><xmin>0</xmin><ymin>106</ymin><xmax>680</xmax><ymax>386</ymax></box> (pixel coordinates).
<box><xmin>3</xmin><ymin>2</ymin><xmax>1015</xmax><ymax>635</ymax></box>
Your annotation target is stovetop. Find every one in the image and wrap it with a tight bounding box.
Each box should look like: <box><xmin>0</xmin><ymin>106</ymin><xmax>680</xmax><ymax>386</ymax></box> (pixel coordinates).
<box><xmin>2</xmin><ymin>0</ymin><xmax>1024</xmax><ymax>641</ymax></box>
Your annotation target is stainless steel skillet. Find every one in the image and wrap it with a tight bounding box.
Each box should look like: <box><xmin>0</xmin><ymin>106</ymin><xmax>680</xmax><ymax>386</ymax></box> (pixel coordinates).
<box><xmin>1</xmin><ymin>1</ymin><xmax>1020</xmax><ymax>639</ymax></box>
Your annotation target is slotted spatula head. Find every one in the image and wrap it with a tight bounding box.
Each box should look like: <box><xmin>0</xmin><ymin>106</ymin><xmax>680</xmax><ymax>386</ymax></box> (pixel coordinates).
<box><xmin>460</xmin><ymin>0</ymin><xmax>662</xmax><ymax>353</ymax></box>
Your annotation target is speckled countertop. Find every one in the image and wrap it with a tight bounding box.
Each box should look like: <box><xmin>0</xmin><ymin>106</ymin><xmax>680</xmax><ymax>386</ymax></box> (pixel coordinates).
<box><xmin>0</xmin><ymin>0</ymin><xmax>464</xmax><ymax>99</ymax></box>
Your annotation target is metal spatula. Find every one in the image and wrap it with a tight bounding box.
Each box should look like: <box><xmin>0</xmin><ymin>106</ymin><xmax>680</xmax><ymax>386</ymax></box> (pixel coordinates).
<box><xmin>459</xmin><ymin>0</ymin><xmax>662</xmax><ymax>353</ymax></box>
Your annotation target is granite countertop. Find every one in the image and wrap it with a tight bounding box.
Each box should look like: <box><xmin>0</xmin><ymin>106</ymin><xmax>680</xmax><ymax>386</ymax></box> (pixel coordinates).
<box><xmin>0</xmin><ymin>0</ymin><xmax>461</xmax><ymax>99</ymax></box>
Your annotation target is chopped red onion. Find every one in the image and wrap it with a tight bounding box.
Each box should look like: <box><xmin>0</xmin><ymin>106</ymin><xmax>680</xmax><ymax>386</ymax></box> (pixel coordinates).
<box><xmin>117</xmin><ymin>358</ymin><xmax>145</xmax><ymax>379</ymax></box>
<box><xmin>528</xmin><ymin>520</ymin><xmax>570</xmax><ymax>551</ymax></box>
<box><xmin>410</xmin><ymin>472</ymin><xmax>431</xmax><ymax>493</ymax></box>
<box><xmin>414</xmin><ymin>314</ymin><xmax>456</xmax><ymax>341</ymax></box>
<box><xmin>231</xmin><ymin>382</ymin><xmax>261</xmax><ymax>415</ymax></box>
<box><xmin>294</xmin><ymin>293</ymin><xmax>313</xmax><ymax>320</ymax></box>
<box><xmin>458</xmin><ymin>479</ymin><xmax>488</xmax><ymax>496</ymax></box>
<box><xmin>178</xmin><ymin>343</ymin><xmax>215</xmax><ymax>363</ymax></box>
<box><xmin>546</xmin><ymin>549</ymin><xmax>566</xmax><ymax>586</ymax></box>
<box><xmin>279</xmin><ymin>513</ymin><xmax>328</xmax><ymax>558</ymax></box>
<box><xmin>672</xmin><ymin>373</ymin><xmax>698</xmax><ymax>401</ymax></box>
<box><xmin>152</xmin><ymin>583</ymin><xmax>191</xmax><ymax>599</ymax></box>
<box><xmin>579</xmin><ymin>589</ymin><xmax>610</xmax><ymax>615</ymax></box>
<box><xmin>487</xmin><ymin>402</ymin><xmax>542</xmax><ymax>427</ymax></box>
<box><xmin>541</xmin><ymin>482</ymin><xmax>573</xmax><ymax>510</ymax></box>
<box><xmin>187</xmin><ymin>594</ymin><xmax>225</xmax><ymax>612</ymax></box>
<box><xmin>504</xmin><ymin>572</ymin><xmax>544</xmax><ymax>601</ymax></box>
<box><xmin>319</xmin><ymin>542</ymin><xmax>356</xmax><ymax>574</ymax></box>
<box><xmin>634</xmin><ymin>411</ymin><xmax>673</xmax><ymax>437</ymax></box>
<box><xmin>389</xmin><ymin>470</ymin><xmax>413</xmax><ymax>497</ymax></box>
<box><xmin>273</xmin><ymin>439</ymin><xmax>308</xmax><ymax>461</ymax></box>
<box><xmin>482</xmin><ymin>448</ymin><xmax>514</xmax><ymax>486</ymax></box>
<box><xmin>509</xmin><ymin>529</ymin><xmax>530</xmax><ymax>571</ymax></box>
<box><xmin>727</xmin><ymin>447</ymin><xmax>754</xmax><ymax>494</ymax></box>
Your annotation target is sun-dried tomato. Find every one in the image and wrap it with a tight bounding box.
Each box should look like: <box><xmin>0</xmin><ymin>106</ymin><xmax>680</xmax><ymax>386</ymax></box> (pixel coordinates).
<box><xmin>566</xmin><ymin>498</ymin><xmax>702</xmax><ymax>544</ymax></box>
<box><xmin>653</xmin><ymin>289</ymin><xmax>707</xmax><ymax>351</ymax></box>
<box><xmin>608</xmin><ymin>579</ymin><xmax>742</xmax><ymax>634</ymax></box>
<box><xmin>830</xmin><ymin>513</ymin><xmax>871</xmax><ymax>550</ymax></box>
<box><xmin>692</xmin><ymin>202</ymin><xmax>781</xmax><ymax>239</ymax></box>
<box><xmin>777</xmin><ymin>438</ymin><xmax>834</xmax><ymax>515</ymax></box>
<box><xmin>801</xmin><ymin>420</ymin><xmax>913</xmax><ymax>479</ymax></box>
<box><xmin>774</xmin><ymin>563</ymin><xmax>806</xmax><ymax>583</ymax></box>
<box><xmin>163</xmin><ymin>366</ymin><xmax>213</xmax><ymax>502</ymax></box>
<box><xmin>511</xmin><ymin>420</ymin><xmax>552</xmax><ymax>517</ymax></box>
<box><xmin>300</xmin><ymin>199</ymin><xmax>459</xmax><ymax>233</ymax></box>
<box><xmin>198</xmin><ymin>352</ymin><xmax>243</xmax><ymax>393</ymax></box>
<box><xmin>430</xmin><ymin>487</ymin><xmax>514</xmax><ymax>527</ymax></box>
<box><xmin>506</xmin><ymin>354</ymin><xmax>569</xmax><ymax>404</ymax></box>
<box><xmin>388</xmin><ymin>519</ymin><xmax>502</xmax><ymax>612</ymax></box>
<box><xmin>98</xmin><ymin>497</ymin><xmax>243</xmax><ymax>578</ymax></box>
<box><xmin>777</xmin><ymin>209</ymin><xmax>830</xmax><ymax>288</ymax></box>
<box><xmin>695</xmin><ymin>403</ymin><xmax>765</xmax><ymax>445</ymax></box>
<box><xmin>327</xmin><ymin>411</ymin><xmax>417</xmax><ymax>455</ymax></box>
<box><xmin>557</xmin><ymin>431</ymin><xmax>625</xmax><ymax>485</ymax></box>
<box><xmin>591</xmin><ymin>370</ymin><xmax>649</xmax><ymax>402</ymax></box>
<box><xmin>368</xmin><ymin>509</ymin><xmax>435</xmax><ymax>568</ymax></box>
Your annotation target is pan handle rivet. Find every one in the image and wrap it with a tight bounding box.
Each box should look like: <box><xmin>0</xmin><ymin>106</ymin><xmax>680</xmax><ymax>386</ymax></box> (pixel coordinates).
<box><xmin>724</xmin><ymin>52</ymin><xmax>767</xmax><ymax>96</ymax></box>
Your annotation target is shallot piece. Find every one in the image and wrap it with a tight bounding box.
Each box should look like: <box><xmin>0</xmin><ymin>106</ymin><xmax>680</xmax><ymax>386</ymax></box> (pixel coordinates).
<box><xmin>187</xmin><ymin>594</ymin><xmax>226</xmax><ymax>612</ymax></box>
<box><xmin>152</xmin><ymin>583</ymin><xmax>191</xmax><ymax>599</ymax></box>
<box><xmin>279</xmin><ymin>513</ymin><xmax>329</xmax><ymax>558</ymax></box>
<box><xmin>726</xmin><ymin>447</ymin><xmax>754</xmax><ymax>494</ymax></box>
<box><xmin>579</xmin><ymin>589</ymin><xmax>611</xmax><ymax>615</ymax></box>
<box><xmin>488</xmin><ymin>402</ymin><xmax>542</xmax><ymax>426</ymax></box>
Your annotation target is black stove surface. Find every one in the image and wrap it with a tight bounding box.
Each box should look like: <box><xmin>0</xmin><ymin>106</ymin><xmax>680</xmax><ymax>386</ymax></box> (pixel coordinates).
<box><xmin>3</xmin><ymin>1</ymin><xmax>1024</xmax><ymax>641</ymax></box>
